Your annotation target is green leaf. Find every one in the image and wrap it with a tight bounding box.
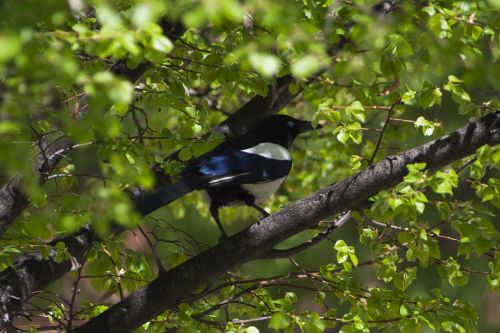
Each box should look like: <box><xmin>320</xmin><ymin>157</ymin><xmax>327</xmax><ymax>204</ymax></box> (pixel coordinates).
<box><xmin>0</xmin><ymin>122</ymin><xmax>20</xmax><ymax>134</ymax></box>
<box><xmin>0</xmin><ymin>35</ymin><xmax>21</xmax><ymax>62</ymax></box>
<box><xmin>380</xmin><ymin>54</ymin><xmax>401</xmax><ymax>75</ymax></box>
<box><xmin>433</xmin><ymin>170</ymin><xmax>458</xmax><ymax>195</ymax></box>
<box><xmin>444</xmin><ymin>76</ymin><xmax>471</xmax><ymax>105</ymax></box>
<box><xmin>345</xmin><ymin>101</ymin><xmax>365</xmax><ymax>122</ymax></box>
<box><xmin>336</xmin><ymin>130</ymin><xmax>348</xmax><ymax>143</ymax></box>
<box><xmin>219</xmin><ymin>0</ymin><xmax>244</xmax><ymax>22</ymax></box>
<box><xmin>348</xmin><ymin>252</ymin><xmax>359</xmax><ymax>267</ymax></box>
<box><xmin>435</xmin><ymin>181</ymin><xmax>451</xmax><ymax>194</ymax></box>
<box><xmin>178</xmin><ymin>148</ymin><xmax>192</xmax><ymax>162</ymax></box>
<box><xmin>96</xmin><ymin>5</ymin><xmax>122</xmax><ymax>29</ymax></box>
<box><xmin>488</xmin><ymin>0</ymin><xmax>500</xmax><ymax>9</ymax></box>
<box><xmin>245</xmin><ymin>327</ymin><xmax>260</xmax><ymax>333</ymax></box>
<box><xmin>248</xmin><ymin>53</ymin><xmax>281</xmax><ymax>78</ymax></box>
<box><xmin>334</xmin><ymin>240</ymin><xmax>346</xmax><ymax>251</ymax></box>
<box><xmin>339</xmin><ymin>325</ymin><xmax>355</xmax><ymax>333</ymax></box>
<box><xmin>151</xmin><ymin>35</ymin><xmax>173</xmax><ymax>53</ymax></box>
<box><xmin>414</xmin><ymin>116</ymin><xmax>437</xmax><ymax>136</ymax></box>
<box><xmin>269</xmin><ymin>312</ymin><xmax>290</xmax><ymax>330</ymax></box>
<box><xmin>399</xmin><ymin>304</ymin><xmax>410</xmax><ymax>316</ymax></box>
<box><xmin>304</xmin><ymin>313</ymin><xmax>325</xmax><ymax>333</ymax></box>
<box><xmin>419</xmin><ymin>82</ymin><xmax>442</xmax><ymax>108</ymax></box>
<box><xmin>394</xmin><ymin>267</ymin><xmax>417</xmax><ymax>291</ymax></box>
<box><xmin>291</xmin><ymin>55</ymin><xmax>324</xmax><ymax>79</ymax></box>
<box><xmin>132</xmin><ymin>3</ymin><xmax>155</xmax><ymax>28</ymax></box>
<box><xmin>349</xmin><ymin>155</ymin><xmax>363</xmax><ymax>170</ymax></box>
<box><xmin>402</xmin><ymin>89</ymin><xmax>416</xmax><ymax>104</ymax></box>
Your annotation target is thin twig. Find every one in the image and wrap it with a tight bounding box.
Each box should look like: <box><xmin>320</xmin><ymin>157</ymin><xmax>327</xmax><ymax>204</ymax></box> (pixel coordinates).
<box><xmin>368</xmin><ymin>100</ymin><xmax>399</xmax><ymax>165</ymax></box>
<box><xmin>67</xmin><ymin>250</ymin><xmax>89</xmax><ymax>331</ymax></box>
<box><xmin>137</xmin><ymin>226</ymin><xmax>164</xmax><ymax>272</ymax></box>
<box><xmin>103</xmin><ymin>247</ymin><xmax>125</xmax><ymax>300</ymax></box>
<box><xmin>264</xmin><ymin>211</ymin><xmax>352</xmax><ymax>259</ymax></box>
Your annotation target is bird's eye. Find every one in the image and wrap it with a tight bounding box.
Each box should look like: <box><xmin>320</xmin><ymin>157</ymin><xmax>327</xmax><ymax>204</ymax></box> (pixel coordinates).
<box><xmin>287</xmin><ymin>121</ymin><xmax>294</xmax><ymax>128</ymax></box>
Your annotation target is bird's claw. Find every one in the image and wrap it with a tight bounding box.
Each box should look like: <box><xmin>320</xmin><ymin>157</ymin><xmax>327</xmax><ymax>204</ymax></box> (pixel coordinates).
<box><xmin>218</xmin><ymin>233</ymin><xmax>229</xmax><ymax>243</ymax></box>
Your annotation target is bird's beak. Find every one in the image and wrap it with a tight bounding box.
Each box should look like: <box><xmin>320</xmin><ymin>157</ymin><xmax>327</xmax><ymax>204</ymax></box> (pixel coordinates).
<box><xmin>297</xmin><ymin>120</ymin><xmax>322</xmax><ymax>133</ymax></box>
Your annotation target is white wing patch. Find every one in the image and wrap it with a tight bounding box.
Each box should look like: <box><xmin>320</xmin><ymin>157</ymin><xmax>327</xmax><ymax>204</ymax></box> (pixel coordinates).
<box><xmin>208</xmin><ymin>172</ymin><xmax>250</xmax><ymax>185</ymax></box>
<box><xmin>241</xmin><ymin>143</ymin><xmax>290</xmax><ymax>161</ymax></box>
<box><xmin>242</xmin><ymin>176</ymin><xmax>286</xmax><ymax>203</ymax></box>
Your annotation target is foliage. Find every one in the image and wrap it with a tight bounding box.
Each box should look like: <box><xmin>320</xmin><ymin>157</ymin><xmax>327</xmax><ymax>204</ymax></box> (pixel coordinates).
<box><xmin>0</xmin><ymin>0</ymin><xmax>499</xmax><ymax>332</ymax></box>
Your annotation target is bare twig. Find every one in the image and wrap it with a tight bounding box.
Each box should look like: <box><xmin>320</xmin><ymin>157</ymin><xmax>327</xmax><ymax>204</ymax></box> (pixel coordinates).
<box><xmin>67</xmin><ymin>250</ymin><xmax>89</xmax><ymax>331</ymax></box>
<box><xmin>137</xmin><ymin>226</ymin><xmax>164</xmax><ymax>272</ymax></box>
<box><xmin>368</xmin><ymin>100</ymin><xmax>400</xmax><ymax>165</ymax></box>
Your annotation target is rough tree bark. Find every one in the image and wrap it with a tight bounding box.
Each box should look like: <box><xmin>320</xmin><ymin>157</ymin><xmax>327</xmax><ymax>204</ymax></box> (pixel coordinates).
<box><xmin>73</xmin><ymin>111</ymin><xmax>500</xmax><ymax>333</ymax></box>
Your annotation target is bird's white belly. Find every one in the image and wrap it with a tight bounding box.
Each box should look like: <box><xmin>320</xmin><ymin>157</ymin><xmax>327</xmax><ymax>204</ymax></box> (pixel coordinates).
<box><xmin>241</xmin><ymin>176</ymin><xmax>286</xmax><ymax>203</ymax></box>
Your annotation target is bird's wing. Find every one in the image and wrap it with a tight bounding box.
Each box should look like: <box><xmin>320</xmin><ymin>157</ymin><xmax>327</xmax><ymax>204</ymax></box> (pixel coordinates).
<box><xmin>182</xmin><ymin>149</ymin><xmax>292</xmax><ymax>188</ymax></box>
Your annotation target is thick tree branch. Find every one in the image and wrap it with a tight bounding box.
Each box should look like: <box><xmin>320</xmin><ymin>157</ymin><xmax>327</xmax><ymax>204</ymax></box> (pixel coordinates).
<box><xmin>74</xmin><ymin>111</ymin><xmax>500</xmax><ymax>332</ymax></box>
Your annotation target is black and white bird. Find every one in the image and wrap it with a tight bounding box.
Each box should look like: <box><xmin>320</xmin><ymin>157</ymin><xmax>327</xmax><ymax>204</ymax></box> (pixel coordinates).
<box><xmin>136</xmin><ymin>115</ymin><xmax>320</xmax><ymax>237</ymax></box>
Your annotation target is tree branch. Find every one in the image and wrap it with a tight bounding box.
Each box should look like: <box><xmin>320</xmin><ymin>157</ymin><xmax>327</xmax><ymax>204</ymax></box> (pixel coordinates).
<box><xmin>73</xmin><ymin>111</ymin><xmax>500</xmax><ymax>333</ymax></box>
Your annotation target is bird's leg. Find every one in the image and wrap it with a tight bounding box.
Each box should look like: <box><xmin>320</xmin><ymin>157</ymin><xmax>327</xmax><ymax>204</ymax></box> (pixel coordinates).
<box><xmin>209</xmin><ymin>204</ymin><xmax>228</xmax><ymax>240</ymax></box>
<box><xmin>253</xmin><ymin>204</ymin><xmax>270</xmax><ymax>219</ymax></box>
<box><xmin>244</xmin><ymin>198</ymin><xmax>270</xmax><ymax>224</ymax></box>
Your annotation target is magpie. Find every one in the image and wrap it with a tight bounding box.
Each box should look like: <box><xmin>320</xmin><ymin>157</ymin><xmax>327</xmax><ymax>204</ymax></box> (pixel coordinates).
<box><xmin>136</xmin><ymin>115</ymin><xmax>320</xmax><ymax>237</ymax></box>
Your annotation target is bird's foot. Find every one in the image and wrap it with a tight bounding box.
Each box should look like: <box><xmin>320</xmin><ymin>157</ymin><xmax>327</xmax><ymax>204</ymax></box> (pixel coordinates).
<box><xmin>257</xmin><ymin>213</ymin><xmax>269</xmax><ymax>225</ymax></box>
<box><xmin>218</xmin><ymin>232</ymin><xmax>230</xmax><ymax>243</ymax></box>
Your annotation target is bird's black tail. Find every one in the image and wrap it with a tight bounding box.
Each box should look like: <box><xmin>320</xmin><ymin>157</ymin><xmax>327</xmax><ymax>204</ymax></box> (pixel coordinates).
<box><xmin>135</xmin><ymin>177</ymin><xmax>200</xmax><ymax>215</ymax></box>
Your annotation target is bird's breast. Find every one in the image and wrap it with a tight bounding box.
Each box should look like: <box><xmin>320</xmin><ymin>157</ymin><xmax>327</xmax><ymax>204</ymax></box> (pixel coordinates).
<box><xmin>241</xmin><ymin>176</ymin><xmax>287</xmax><ymax>203</ymax></box>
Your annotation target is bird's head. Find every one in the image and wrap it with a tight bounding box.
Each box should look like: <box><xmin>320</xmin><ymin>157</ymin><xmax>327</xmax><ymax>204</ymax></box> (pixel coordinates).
<box><xmin>247</xmin><ymin>115</ymin><xmax>321</xmax><ymax>149</ymax></box>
